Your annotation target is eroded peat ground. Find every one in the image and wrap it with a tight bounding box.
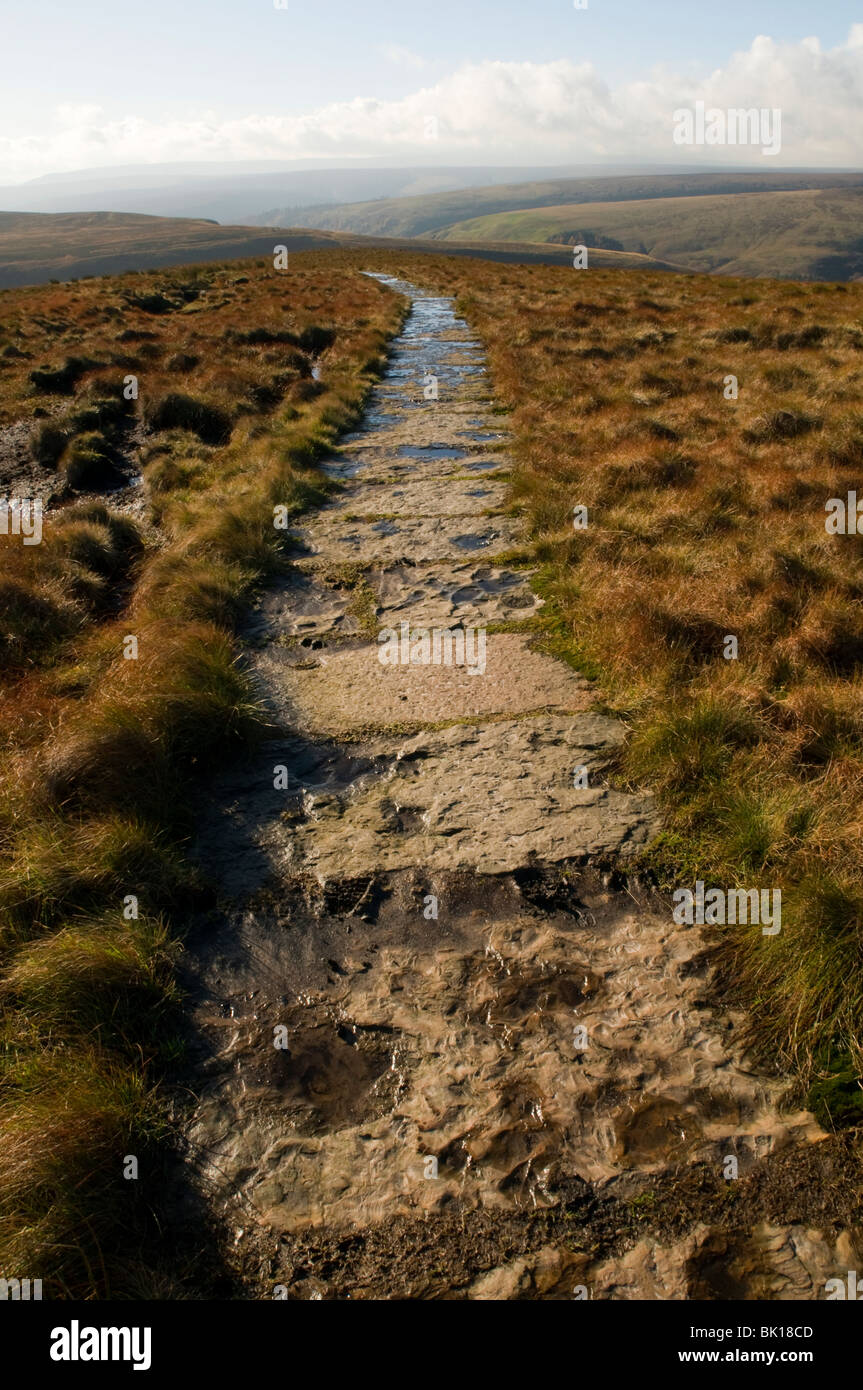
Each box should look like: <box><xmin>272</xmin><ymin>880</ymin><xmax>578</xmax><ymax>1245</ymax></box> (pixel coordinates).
<box><xmin>174</xmin><ymin>276</ymin><xmax>862</xmax><ymax>1300</ymax></box>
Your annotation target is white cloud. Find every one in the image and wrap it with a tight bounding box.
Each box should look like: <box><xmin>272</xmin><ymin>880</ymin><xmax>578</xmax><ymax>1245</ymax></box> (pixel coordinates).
<box><xmin>2</xmin><ymin>28</ymin><xmax>863</xmax><ymax>183</ymax></box>
<box><xmin>55</xmin><ymin>103</ymin><xmax>106</xmax><ymax>126</ymax></box>
<box><xmin>379</xmin><ymin>43</ymin><xmax>428</xmax><ymax>70</ymax></box>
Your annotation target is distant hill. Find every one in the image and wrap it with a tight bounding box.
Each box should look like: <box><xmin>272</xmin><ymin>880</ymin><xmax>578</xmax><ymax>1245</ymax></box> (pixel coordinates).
<box><xmin>0</xmin><ymin>211</ymin><xmax>374</xmax><ymax>287</ymax></box>
<box><xmin>0</xmin><ymin>210</ymin><xmax>683</xmax><ymax>288</ymax></box>
<box><xmin>436</xmin><ymin>187</ymin><xmax>863</xmax><ymax>280</ymax></box>
<box><xmin>272</xmin><ymin>171</ymin><xmax>863</xmax><ymax>236</ymax></box>
<box><xmin>0</xmin><ymin>162</ymin><xmax>696</xmax><ymax>225</ymax></box>
<box><xmin>7</xmin><ymin>168</ymin><xmax>863</xmax><ymax>288</ymax></box>
<box><xmin>272</xmin><ymin>171</ymin><xmax>863</xmax><ymax>280</ymax></box>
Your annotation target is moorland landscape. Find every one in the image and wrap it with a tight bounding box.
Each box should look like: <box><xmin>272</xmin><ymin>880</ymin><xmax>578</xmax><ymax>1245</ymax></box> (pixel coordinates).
<box><xmin>2</xmin><ymin>0</ymin><xmax>863</xmax><ymax>1335</ymax></box>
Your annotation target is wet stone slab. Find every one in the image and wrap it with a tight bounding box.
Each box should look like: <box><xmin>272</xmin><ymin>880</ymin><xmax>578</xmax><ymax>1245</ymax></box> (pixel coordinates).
<box><xmin>280</xmin><ymin>716</ymin><xmax>658</xmax><ymax>877</ymax></box>
<box><xmin>467</xmin><ymin>1222</ymin><xmax>858</xmax><ymax>1301</ymax></box>
<box><xmin>193</xmin><ymin>714</ymin><xmax>659</xmax><ymax>887</ymax></box>
<box><xmin>342</xmin><ymin>408</ymin><xmax>499</xmax><ymax>446</ymax></box>
<box><xmin>244</xmin><ymin>561</ymin><xmax>544</xmax><ymax>640</ymax></box>
<box><xmin>321</xmin><ymin>450</ymin><xmax>508</xmax><ymax>482</ymax></box>
<box><xmin>180</xmin><ymin>869</ymin><xmax>821</xmax><ymax>1238</ymax></box>
<box><xmin>369</xmin><ymin>560</ymin><xmax>541</xmax><ymax>625</ymax></box>
<box><xmin>289</xmin><ymin>514</ymin><xmax>524</xmax><ymax>566</ymax></box>
<box><xmin>252</xmin><ymin>632</ymin><xmax>592</xmax><ymax>734</ymax></box>
<box><xmin>318</xmin><ymin>476</ymin><xmax>510</xmax><ymax>519</ymax></box>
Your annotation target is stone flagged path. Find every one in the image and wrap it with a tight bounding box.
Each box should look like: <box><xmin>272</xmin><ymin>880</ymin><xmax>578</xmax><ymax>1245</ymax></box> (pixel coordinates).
<box><xmin>209</xmin><ymin>272</ymin><xmax>659</xmax><ymax>874</ymax></box>
<box><xmin>178</xmin><ymin>275</ymin><xmax>853</xmax><ymax>1300</ymax></box>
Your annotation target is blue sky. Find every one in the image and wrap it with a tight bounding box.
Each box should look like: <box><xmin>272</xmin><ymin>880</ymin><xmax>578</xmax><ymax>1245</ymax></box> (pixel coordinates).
<box><xmin>2</xmin><ymin>1</ymin><xmax>862</xmax><ymax>179</ymax></box>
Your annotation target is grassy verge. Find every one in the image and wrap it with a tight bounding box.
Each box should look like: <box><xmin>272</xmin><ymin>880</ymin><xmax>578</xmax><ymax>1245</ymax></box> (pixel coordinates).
<box><xmin>0</xmin><ymin>255</ymin><xmax>405</xmax><ymax>1296</ymax></box>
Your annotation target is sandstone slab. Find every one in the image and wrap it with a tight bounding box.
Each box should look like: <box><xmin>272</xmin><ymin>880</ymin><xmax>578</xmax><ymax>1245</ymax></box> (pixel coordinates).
<box><xmin>254</xmin><ymin>632</ymin><xmax>589</xmax><ymax>734</ymax></box>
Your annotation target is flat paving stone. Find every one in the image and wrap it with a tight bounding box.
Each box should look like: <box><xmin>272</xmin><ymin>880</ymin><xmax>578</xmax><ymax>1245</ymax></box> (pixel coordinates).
<box><xmin>245</xmin><ymin>561</ymin><xmax>543</xmax><ymax>639</ymax></box>
<box><xmin>194</xmin><ymin>713</ymin><xmax>659</xmax><ymax>887</ymax></box>
<box><xmin>319</xmin><ymin>476</ymin><xmax>509</xmax><ymax>519</ymax></box>
<box><xmin>253</xmin><ymin>632</ymin><xmax>593</xmax><ymax>735</ymax></box>
<box><xmin>290</xmin><ymin>514</ymin><xmax>524</xmax><ymax>566</ymax></box>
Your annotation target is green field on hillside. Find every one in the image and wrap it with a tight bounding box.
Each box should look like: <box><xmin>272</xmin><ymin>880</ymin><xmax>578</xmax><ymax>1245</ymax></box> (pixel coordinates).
<box><xmin>278</xmin><ymin>175</ymin><xmax>863</xmax><ymax>282</ymax></box>
<box><xmin>437</xmin><ymin>187</ymin><xmax>863</xmax><ymax>279</ymax></box>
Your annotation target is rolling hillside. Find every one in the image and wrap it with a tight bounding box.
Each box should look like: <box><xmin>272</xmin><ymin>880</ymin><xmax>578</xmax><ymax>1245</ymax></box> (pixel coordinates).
<box><xmin>6</xmin><ymin>170</ymin><xmax>863</xmax><ymax>289</ymax></box>
<box><xmin>0</xmin><ymin>211</ymin><xmax>372</xmax><ymax>288</ymax></box>
<box><xmin>0</xmin><ymin>210</ymin><xmax>681</xmax><ymax>288</ymax></box>
<box><xmin>277</xmin><ymin>173</ymin><xmax>863</xmax><ymax>281</ymax></box>
<box><xmin>2</xmin><ymin>162</ymin><xmax>685</xmax><ymax>224</ymax></box>
<box><xmin>276</xmin><ymin>170</ymin><xmax>863</xmax><ymax>233</ymax></box>
<box><xmin>437</xmin><ymin>187</ymin><xmax>863</xmax><ymax>279</ymax></box>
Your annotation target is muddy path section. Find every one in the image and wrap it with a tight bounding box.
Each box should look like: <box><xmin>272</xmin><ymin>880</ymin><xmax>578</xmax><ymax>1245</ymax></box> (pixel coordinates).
<box><xmin>174</xmin><ymin>275</ymin><xmax>856</xmax><ymax>1300</ymax></box>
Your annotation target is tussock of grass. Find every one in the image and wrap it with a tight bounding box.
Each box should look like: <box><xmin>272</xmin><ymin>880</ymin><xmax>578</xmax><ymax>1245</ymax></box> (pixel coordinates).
<box><xmin>28</xmin><ymin>356</ymin><xmax>99</xmax><ymax>395</ymax></box>
<box><xmin>4</xmin><ymin>914</ymin><xmax>179</xmax><ymax>1042</ymax></box>
<box><xmin>0</xmin><ymin>1052</ymin><xmax>166</xmax><ymax>1295</ymax></box>
<box><xmin>30</xmin><ymin>420</ymin><xmax>69</xmax><ymax>467</ymax></box>
<box><xmin>146</xmin><ymin>391</ymin><xmax>233</xmax><ymax>446</ymax></box>
<box><xmin>0</xmin><ymin>504</ymin><xmax>145</xmax><ymax>674</ymax></box>
<box><xmin>625</xmin><ymin>696</ymin><xmax>761</xmax><ymax>798</ymax></box>
<box><xmin>0</xmin><ymin>574</ymin><xmax>80</xmax><ymax>663</ymax></box>
<box><xmin>0</xmin><ymin>815</ymin><xmax>195</xmax><ymax>936</ymax></box>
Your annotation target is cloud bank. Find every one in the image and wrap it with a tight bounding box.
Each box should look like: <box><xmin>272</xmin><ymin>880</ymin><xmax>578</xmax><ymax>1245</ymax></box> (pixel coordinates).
<box><xmin>3</xmin><ymin>27</ymin><xmax>863</xmax><ymax>183</ymax></box>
